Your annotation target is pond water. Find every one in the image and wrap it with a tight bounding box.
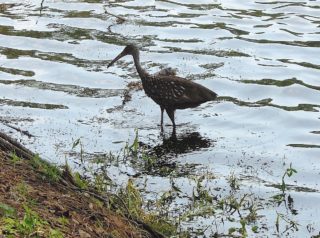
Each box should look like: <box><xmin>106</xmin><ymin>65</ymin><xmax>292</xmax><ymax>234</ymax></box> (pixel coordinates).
<box><xmin>0</xmin><ymin>0</ymin><xmax>319</xmax><ymax>236</ymax></box>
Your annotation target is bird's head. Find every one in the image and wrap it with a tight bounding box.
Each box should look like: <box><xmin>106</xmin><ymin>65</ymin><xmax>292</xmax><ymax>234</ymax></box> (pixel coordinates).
<box><xmin>107</xmin><ymin>44</ymin><xmax>139</xmax><ymax>68</ymax></box>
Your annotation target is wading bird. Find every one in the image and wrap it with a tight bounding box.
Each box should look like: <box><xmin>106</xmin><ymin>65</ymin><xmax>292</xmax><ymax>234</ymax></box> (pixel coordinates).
<box><xmin>108</xmin><ymin>44</ymin><xmax>217</xmax><ymax>135</ymax></box>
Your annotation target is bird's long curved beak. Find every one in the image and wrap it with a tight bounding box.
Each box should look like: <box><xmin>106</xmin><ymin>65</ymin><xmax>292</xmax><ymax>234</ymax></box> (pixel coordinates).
<box><xmin>107</xmin><ymin>51</ymin><xmax>126</xmax><ymax>68</ymax></box>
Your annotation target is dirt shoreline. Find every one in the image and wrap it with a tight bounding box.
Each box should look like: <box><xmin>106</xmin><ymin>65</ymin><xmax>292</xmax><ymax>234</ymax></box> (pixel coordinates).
<box><xmin>0</xmin><ymin>132</ymin><xmax>162</xmax><ymax>238</ymax></box>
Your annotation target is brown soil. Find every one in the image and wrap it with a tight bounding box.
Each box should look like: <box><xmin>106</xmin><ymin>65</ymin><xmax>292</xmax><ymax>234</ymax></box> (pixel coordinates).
<box><xmin>0</xmin><ymin>132</ymin><xmax>157</xmax><ymax>238</ymax></box>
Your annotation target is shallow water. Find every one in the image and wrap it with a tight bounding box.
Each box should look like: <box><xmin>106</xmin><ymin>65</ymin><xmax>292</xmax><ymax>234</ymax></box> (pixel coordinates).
<box><xmin>0</xmin><ymin>0</ymin><xmax>319</xmax><ymax>236</ymax></box>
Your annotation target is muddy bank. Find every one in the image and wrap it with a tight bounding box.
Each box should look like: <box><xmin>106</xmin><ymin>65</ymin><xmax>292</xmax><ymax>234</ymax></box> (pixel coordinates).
<box><xmin>0</xmin><ymin>132</ymin><xmax>164</xmax><ymax>238</ymax></box>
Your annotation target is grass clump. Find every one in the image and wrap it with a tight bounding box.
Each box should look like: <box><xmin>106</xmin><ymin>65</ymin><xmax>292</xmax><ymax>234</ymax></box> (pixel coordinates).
<box><xmin>0</xmin><ymin>203</ymin><xmax>16</xmax><ymax>218</ymax></box>
<box><xmin>73</xmin><ymin>172</ymin><xmax>89</xmax><ymax>189</ymax></box>
<box><xmin>30</xmin><ymin>155</ymin><xmax>61</xmax><ymax>182</ymax></box>
<box><xmin>114</xmin><ymin>179</ymin><xmax>178</xmax><ymax>237</ymax></box>
<box><xmin>0</xmin><ymin>204</ymin><xmax>63</xmax><ymax>238</ymax></box>
<box><xmin>9</xmin><ymin>152</ymin><xmax>21</xmax><ymax>166</ymax></box>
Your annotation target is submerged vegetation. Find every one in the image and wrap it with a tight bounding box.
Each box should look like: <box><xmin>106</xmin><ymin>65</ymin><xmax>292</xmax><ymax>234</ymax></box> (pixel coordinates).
<box><xmin>66</xmin><ymin>130</ymin><xmax>320</xmax><ymax>237</ymax></box>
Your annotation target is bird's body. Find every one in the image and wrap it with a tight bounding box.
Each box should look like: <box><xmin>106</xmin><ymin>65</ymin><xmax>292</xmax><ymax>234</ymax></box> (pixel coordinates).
<box><xmin>108</xmin><ymin>45</ymin><xmax>217</xmax><ymax>134</ymax></box>
<box><xmin>144</xmin><ymin>74</ymin><xmax>217</xmax><ymax>110</ymax></box>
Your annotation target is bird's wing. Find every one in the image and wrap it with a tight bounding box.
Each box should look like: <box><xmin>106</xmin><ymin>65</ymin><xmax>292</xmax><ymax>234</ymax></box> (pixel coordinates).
<box><xmin>148</xmin><ymin>75</ymin><xmax>196</xmax><ymax>104</ymax></box>
<box><xmin>147</xmin><ymin>74</ymin><xmax>217</xmax><ymax>109</ymax></box>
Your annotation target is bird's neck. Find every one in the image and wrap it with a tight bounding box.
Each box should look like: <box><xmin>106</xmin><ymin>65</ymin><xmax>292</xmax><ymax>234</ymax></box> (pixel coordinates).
<box><xmin>133</xmin><ymin>52</ymin><xmax>148</xmax><ymax>80</ymax></box>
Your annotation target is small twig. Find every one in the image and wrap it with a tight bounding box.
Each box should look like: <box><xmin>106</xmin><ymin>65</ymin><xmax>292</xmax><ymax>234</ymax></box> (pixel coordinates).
<box><xmin>0</xmin><ymin>131</ymin><xmax>35</xmax><ymax>160</ymax></box>
<box><xmin>2</xmin><ymin>122</ymin><xmax>35</xmax><ymax>138</ymax></box>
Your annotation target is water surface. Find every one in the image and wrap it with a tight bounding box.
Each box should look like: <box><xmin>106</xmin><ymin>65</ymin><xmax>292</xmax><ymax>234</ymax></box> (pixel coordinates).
<box><xmin>0</xmin><ymin>0</ymin><xmax>319</xmax><ymax>236</ymax></box>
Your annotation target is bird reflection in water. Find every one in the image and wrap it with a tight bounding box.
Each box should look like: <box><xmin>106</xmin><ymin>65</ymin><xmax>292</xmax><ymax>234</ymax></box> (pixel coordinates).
<box><xmin>148</xmin><ymin>131</ymin><xmax>213</xmax><ymax>158</ymax></box>
<box><xmin>132</xmin><ymin>131</ymin><xmax>213</xmax><ymax>176</ymax></box>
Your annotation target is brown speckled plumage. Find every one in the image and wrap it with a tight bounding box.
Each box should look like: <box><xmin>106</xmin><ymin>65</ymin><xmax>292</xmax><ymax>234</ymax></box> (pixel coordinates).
<box><xmin>108</xmin><ymin>44</ymin><xmax>217</xmax><ymax>134</ymax></box>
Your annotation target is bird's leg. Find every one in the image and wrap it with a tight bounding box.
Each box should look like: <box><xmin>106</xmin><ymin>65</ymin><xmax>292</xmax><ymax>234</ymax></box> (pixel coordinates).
<box><xmin>160</xmin><ymin>106</ymin><xmax>164</xmax><ymax>132</ymax></box>
<box><xmin>166</xmin><ymin>109</ymin><xmax>176</xmax><ymax>135</ymax></box>
<box><xmin>171</xmin><ymin>130</ymin><xmax>177</xmax><ymax>140</ymax></box>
